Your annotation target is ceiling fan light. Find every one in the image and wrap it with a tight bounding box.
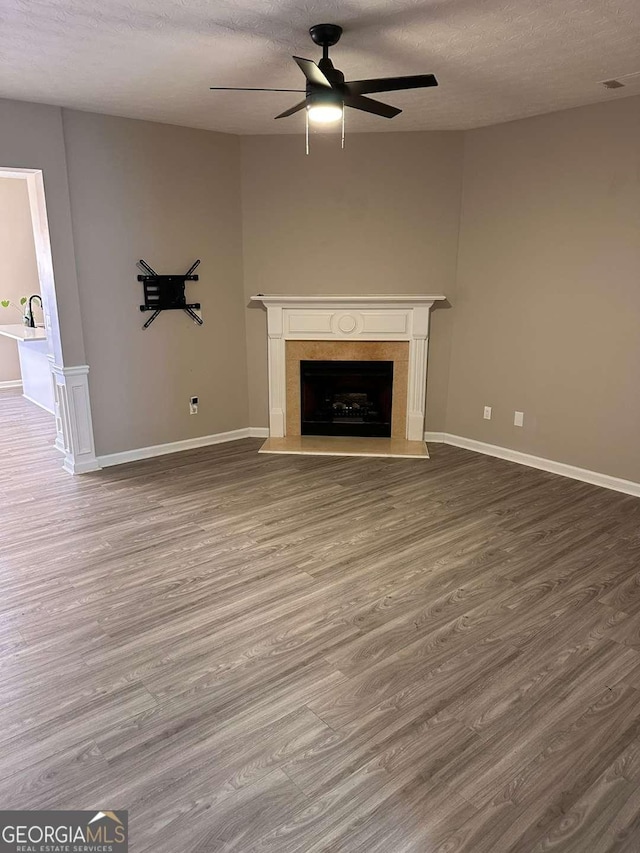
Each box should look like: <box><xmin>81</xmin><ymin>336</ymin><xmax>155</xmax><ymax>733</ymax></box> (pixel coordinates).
<box><xmin>307</xmin><ymin>102</ymin><xmax>343</xmax><ymax>124</ymax></box>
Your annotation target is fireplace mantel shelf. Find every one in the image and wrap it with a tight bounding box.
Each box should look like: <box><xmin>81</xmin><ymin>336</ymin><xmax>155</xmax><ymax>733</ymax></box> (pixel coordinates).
<box><xmin>251</xmin><ymin>294</ymin><xmax>446</xmax><ymax>307</ymax></box>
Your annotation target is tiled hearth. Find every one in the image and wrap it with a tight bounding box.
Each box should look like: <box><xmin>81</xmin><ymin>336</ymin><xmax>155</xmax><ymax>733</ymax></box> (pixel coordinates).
<box><xmin>259</xmin><ymin>435</ymin><xmax>429</xmax><ymax>458</ymax></box>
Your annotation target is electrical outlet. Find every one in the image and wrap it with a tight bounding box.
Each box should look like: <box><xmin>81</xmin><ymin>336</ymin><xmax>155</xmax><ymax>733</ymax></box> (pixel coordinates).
<box><xmin>190</xmin><ymin>396</ymin><xmax>198</xmax><ymax>415</ymax></box>
<box><xmin>483</xmin><ymin>406</ymin><xmax>492</xmax><ymax>420</ymax></box>
<box><xmin>514</xmin><ymin>411</ymin><xmax>524</xmax><ymax>427</ymax></box>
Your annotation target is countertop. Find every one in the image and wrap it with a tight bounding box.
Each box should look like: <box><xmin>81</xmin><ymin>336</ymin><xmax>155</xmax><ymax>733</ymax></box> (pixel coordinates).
<box><xmin>0</xmin><ymin>324</ymin><xmax>47</xmax><ymax>342</ymax></box>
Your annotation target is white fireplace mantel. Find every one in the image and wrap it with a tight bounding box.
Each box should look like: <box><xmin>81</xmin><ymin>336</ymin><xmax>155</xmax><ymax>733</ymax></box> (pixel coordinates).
<box><xmin>251</xmin><ymin>293</ymin><xmax>446</xmax><ymax>442</ymax></box>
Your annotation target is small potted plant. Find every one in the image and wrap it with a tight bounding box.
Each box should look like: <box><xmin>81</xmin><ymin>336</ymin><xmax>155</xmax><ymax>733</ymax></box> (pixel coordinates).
<box><xmin>1</xmin><ymin>297</ymin><xmax>28</xmax><ymax>324</ymax></box>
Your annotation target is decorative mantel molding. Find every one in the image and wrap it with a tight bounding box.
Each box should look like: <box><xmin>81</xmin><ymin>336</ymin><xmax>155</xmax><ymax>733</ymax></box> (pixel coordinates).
<box><xmin>251</xmin><ymin>294</ymin><xmax>446</xmax><ymax>441</ymax></box>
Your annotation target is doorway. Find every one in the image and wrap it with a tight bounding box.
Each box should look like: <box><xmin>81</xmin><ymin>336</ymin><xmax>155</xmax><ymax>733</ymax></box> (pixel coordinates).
<box><xmin>0</xmin><ymin>167</ymin><xmax>77</xmax><ymax>468</ymax></box>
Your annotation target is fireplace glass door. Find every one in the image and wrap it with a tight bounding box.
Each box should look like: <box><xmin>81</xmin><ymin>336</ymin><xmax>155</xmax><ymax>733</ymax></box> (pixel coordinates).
<box><xmin>300</xmin><ymin>360</ymin><xmax>393</xmax><ymax>437</ymax></box>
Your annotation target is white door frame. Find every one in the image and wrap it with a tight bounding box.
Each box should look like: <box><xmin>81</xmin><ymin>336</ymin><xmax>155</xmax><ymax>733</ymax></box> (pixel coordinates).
<box><xmin>0</xmin><ymin>167</ymin><xmax>99</xmax><ymax>473</ymax></box>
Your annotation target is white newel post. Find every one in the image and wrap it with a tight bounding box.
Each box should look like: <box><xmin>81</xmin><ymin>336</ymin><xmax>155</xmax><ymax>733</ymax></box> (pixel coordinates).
<box><xmin>50</xmin><ymin>364</ymin><xmax>101</xmax><ymax>474</ymax></box>
<box><xmin>252</xmin><ymin>294</ymin><xmax>446</xmax><ymax>441</ymax></box>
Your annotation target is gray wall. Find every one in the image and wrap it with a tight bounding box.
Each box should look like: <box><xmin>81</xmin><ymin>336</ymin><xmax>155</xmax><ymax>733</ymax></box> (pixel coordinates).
<box><xmin>62</xmin><ymin>111</ymin><xmax>248</xmax><ymax>455</ymax></box>
<box><xmin>2</xmin><ymin>94</ymin><xmax>639</xmax><ymax>484</ymax></box>
<box><xmin>240</xmin><ymin>131</ymin><xmax>464</xmax><ymax>431</ymax></box>
<box><xmin>447</xmin><ymin>96</ymin><xmax>640</xmax><ymax>483</ymax></box>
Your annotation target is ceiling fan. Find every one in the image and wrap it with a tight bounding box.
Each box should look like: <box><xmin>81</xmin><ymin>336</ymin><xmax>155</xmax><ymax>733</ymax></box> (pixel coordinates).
<box><xmin>210</xmin><ymin>23</ymin><xmax>438</xmax><ymax>126</ymax></box>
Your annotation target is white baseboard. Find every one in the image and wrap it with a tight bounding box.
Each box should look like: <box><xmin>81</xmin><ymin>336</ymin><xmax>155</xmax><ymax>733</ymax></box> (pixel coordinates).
<box><xmin>95</xmin><ymin>423</ymin><xmax>640</xmax><ymax>499</ymax></box>
<box><xmin>63</xmin><ymin>456</ymin><xmax>102</xmax><ymax>475</ymax></box>
<box><xmin>0</xmin><ymin>380</ymin><xmax>22</xmax><ymax>389</ymax></box>
<box><xmin>98</xmin><ymin>427</ymin><xmax>255</xmax><ymax>468</ymax></box>
<box><xmin>424</xmin><ymin>431</ymin><xmax>640</xmax><ymax>499</ymax></box>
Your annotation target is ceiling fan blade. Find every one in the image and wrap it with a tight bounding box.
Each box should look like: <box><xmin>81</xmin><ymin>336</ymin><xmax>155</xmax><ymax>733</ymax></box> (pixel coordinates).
<box><xmin>210</xmin><ymin>87</ymin><xmax>304</xmax><ymax>92</ymax></box>
<box><xmin>343</xmin><ymin>94</ymin><xmax>401</xmax><ymax>119</ymax></box>
<box><xmin>293</xmin><ymin>56</ymin><xmax>332</xmax><ymax>89</ymax></box>
<box><xmin>345</xmin><ymin>74</ymin><xmax>438</xmax><ymax>95</ymax></box>
<box><xmin>274</xmin><ymin>100</ymin><xmax>308</xmax><ymax>120</ymax></box>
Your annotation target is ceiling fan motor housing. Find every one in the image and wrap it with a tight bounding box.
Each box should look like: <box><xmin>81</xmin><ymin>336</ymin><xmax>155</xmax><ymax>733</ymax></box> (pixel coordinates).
<box><xmin>306</xmin><ymin>89</ymin><xmax>343</xmax><ymax>111</ymax></box>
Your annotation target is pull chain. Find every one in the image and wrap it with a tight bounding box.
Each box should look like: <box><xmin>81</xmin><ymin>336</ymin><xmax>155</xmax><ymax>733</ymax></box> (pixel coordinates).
<box><xmin>305</xmin><ymin>110</ymin><xmax>310</xmax><ymax>155</ymax></box>
<box><xmin>304</xmin><ymin>108</ymin><xmax>345</xmax><ymax>154</ymax></box>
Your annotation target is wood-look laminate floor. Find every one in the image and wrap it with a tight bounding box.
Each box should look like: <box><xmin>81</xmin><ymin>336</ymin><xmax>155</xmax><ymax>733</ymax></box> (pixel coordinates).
<box><xmin>2</xmin><ymin>388</ymin><xmax>640</xmax><ymax>852</ymax></box>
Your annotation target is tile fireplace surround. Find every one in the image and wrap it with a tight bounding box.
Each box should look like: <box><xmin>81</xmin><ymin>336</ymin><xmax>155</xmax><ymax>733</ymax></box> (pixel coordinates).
<box><xmin>251</xmin><ymin>295</ymin><xmax>446</xmax><ymax>448</ymax></box>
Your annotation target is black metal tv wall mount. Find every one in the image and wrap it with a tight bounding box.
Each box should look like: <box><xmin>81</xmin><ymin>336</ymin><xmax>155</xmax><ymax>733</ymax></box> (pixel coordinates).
<box><xmin>137</xmin><ymin>259</ymin><xmax>203</xmax><ymax>329</ymax></box>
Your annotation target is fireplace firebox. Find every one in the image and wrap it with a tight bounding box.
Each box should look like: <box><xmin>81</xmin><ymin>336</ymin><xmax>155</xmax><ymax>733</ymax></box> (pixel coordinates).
<box><xmin>300</xmin><ymin>360</ymin><xmax>393</xmax><ymax>437</ymax></box>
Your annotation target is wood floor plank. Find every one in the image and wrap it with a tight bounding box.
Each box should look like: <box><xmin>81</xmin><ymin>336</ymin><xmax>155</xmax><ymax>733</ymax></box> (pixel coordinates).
<box><xmin>527</xmin><ymin>744</ymin><xmax>640</xmax><ymax>852</ymax></box>
<box><xmin>283</xmin><ymin>706</ymin><xmax>478</xmax><ymax>799</ymax></box>
<box><xmin>434</xmin><ymin>645</ymin><xmax>640</xmax><ymax>808</ymax></box>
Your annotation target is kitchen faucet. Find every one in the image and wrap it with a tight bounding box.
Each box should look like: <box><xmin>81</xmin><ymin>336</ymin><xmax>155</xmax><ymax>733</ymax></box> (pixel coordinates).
<box><xmin>25</xmin><ymin>294</ymin><xmax>42</xmax><ymax>328</ymax></box>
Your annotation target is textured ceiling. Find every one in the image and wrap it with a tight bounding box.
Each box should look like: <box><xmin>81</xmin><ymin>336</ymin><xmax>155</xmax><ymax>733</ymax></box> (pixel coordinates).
<box><xmin>2</xmin><ymin>0</ymin><xmax>640</xmax><ymax>134</ymax></box>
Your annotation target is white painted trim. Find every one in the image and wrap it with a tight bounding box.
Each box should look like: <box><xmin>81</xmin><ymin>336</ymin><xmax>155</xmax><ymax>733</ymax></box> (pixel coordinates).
<box><xmin>423</xmin><ymin>431</ymin><xmax>640</xmax><ymax>499</ymax></box>
<box><xmin>98</xmin><ymin>428</ymin><xmax>253</xmax><ymax>468</ymax></box>
<box><xmin>0</xmin><ymin>379</ymin><xmax>22</xmax><ymax>389</ymax></box>
<box><xmin>252</xmin><ymin>294</ymin><xmax>446</xmax><ymax>306</ymax></box>
<box><xmin>64</xmin><ymin>457</ymin><xmax>102</xmax><ymax>475</ymax></box>
<box><xmin>255</xmin><ymin>294</ymin><xmax>444</xmax><ymax>441</ymax></box>
<box><xmin>50</xmin><ymin>364</ymin><xmax>100</xmax><ymax>474</ymax></box>
<box><xmin>0</xmin><ymin>168</ymin><xmax>62</xmax><ymax>367</ymax></box>
<box><xmin>91</xmin><ymin>421</ymin><xmax>640</xmax><ymax>499</ymax></box>
<box><xmin>407</xmin><ymin>334</ymin><xmax>429</xmax><ymax>441</ymax></box>
<box><xmin>57</xmin><ymin>363</ymin><xmax>93</xmax><ymax>377</ymax></box>
<box><xmin>0</xmin><ymin>168</ymin><xmax>98</xmax><ymax>471</ymax></box>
